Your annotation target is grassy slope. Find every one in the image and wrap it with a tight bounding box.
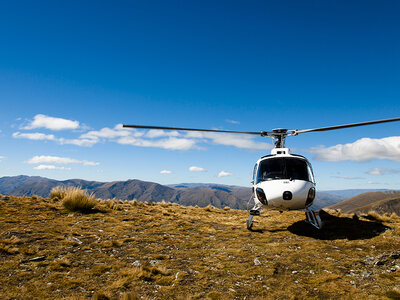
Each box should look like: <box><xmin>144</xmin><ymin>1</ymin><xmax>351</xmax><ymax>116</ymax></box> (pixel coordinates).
<box><xmin>328</xmin><ymin>191</ymin><xmax>400</xmax><ymax>213</ymax></box>
<box><xmin>1</xmin><ymin>195</ymin><xmax>400</xmax><ymax>299</ymax></box>
<box><xmin>347</xmin><ymin>197</ymin><xmax>400</xmax><ymax>215</ymax></box>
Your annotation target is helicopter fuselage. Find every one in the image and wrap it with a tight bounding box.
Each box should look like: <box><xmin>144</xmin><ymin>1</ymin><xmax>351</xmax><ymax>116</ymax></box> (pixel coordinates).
<box><xmin>252</xmin><ymin>148</ymin><xmax>316</xmax><ymax>211</ymax></box>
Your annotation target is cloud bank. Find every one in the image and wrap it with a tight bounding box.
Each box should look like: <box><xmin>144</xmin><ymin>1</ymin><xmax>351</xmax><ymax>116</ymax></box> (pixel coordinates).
<box><xmin>309</xmin><ymin>136</ymin><xmax>400</xmax><ymax>162</ymax></box>
<box><xmin>14</xmin><ymin>115</ymin><xmax>271</xmax><ymax>151</ymax></box>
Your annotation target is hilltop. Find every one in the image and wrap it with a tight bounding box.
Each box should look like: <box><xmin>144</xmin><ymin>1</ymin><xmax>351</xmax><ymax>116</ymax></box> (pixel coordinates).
<box><xmin>1</xmin><ymin>194</ymin><xmax>399</xmax><ymax>299</ymax></box>
<box><xmin>328</xmin><ymin>191</ymin><xmax>400</xmax><ymax>215</ymax></box>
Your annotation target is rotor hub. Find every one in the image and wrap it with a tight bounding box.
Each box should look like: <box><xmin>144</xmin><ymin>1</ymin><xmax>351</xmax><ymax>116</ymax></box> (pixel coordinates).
<box><xmin>271</xmin><ymin>128</ymin><xmax>288</xmax><ymax>134</ymax></box>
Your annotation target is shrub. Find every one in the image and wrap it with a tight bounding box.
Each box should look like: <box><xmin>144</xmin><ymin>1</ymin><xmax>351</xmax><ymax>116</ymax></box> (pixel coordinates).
<box><xmin>62</xmin><ymin>186</ymin><xmax>97</xmax><ymax>212</ymax></box>
<box><xmin>50</xmin><ymin>186</ymin><xmax>68</xmax><ymax>199</ymax></box>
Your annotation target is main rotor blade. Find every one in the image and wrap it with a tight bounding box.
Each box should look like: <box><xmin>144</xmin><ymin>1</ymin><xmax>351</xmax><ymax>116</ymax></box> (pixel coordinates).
<box><xmin>296</xmin><ymin>117</ymin><xmax>400</xmax><ymax>134</ymax></box>
<box><xmin>122</xmin><ymin>124</ymin><xmax>261</xmax><ymax>135</ymax></box>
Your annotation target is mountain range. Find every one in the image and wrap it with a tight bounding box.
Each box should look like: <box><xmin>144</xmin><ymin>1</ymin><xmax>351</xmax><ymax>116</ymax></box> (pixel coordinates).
<box><xmin>0</xmin><ymin>175</ymin><xmax>251</xmax><ymax>209</ymax></box>
<box><xmin>0</xmin><ymin>175</ymin><xmax>397</xmax><ymax>212</ymax></box>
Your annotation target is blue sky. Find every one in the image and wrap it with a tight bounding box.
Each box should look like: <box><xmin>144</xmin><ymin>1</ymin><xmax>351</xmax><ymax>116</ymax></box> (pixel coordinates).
<box><xmin>0</xmin><ymin>0</ymin><xmax>399</xmax><ymax>190</ymax></box>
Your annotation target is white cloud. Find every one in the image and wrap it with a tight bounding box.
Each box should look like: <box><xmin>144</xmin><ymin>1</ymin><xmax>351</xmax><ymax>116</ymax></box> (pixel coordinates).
<box><xmin>185</xmin><ymin>132</ymin><xmax>270</xmax><ymax>150</ymax></box>
<box><xmin>189</xmin><ymin>166</ymin><xmax>206</xmax><ymax>172</ymax></box>
<box><xmin>146</xmin><ymin>129</ymin><xmax>180</xmax><ymax>138</ymax></box>
<box><xmin>24</xmin><ymin>114</ymin><xmax>79</xmax><ymax>131</ymax></box>
<box><xmin>226</xmin><ymin>119</ymin><xmax>240</xmax><ymax>124</ymax></box>
<box><xmin>80</xmin><ymin>124</ymin><xmax>134</xmax><ymax>140</ymax></box>
<box><xmin>117</xmin><ymin>136</ymin><xmax>199</xmax><ymax>150</ymax></box>
<box><xmin>309</xmin><ymin>136</ymin><xmax>400</xmax><ymax>162</ymax></box>
<box><xmin>331</xmin><ymin>175</ymin><xmax>364</xmax><ymax>180</ymax></box>
<box><xmin>27</xmin><ymin>155</ymin><xmax>99</xmax><ymax>166</ymax></box>
<box><xmin>59</xmin><ymin>138</ymin><xmax>98</xmax><ymax>147</ymax></box>
<box><xmin>34</xmin><ymin>164</ymin><xmax>71</xmax><ymax>170</ymax></box>
<box><xmin>0</xmin><ymin>156</ymin><xmax>4</xmax><ymax>161</ymax></box>
<box><xmin>160</xmin><ymin>170</ymin><xmax>172</xmax><ymax>174</ymax></box>
<box><xmin>368</xmin><ymin>181</ymin><xmax>379</xmax><ymax>185</ymax></box>
<box><xmin>218</xmin><ymin>170</ymin><xmax>233</xmax><ymax>178</ymax></box>
<box><xmin>13</xmin><ymin>132</ymin><xmax>97</xmax><ymax>147</ymax></box>
<box><xmin>367</xmin><ymin>167</ymin><xmax>400</xmax><ymax>175</ymax></box>
<box><xmin>13</xmin><ymin>132</ymin><xmax>57</xmax><ymax>141</ymax></box>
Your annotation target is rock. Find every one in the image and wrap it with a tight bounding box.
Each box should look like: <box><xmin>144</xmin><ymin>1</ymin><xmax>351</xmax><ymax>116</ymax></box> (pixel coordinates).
<box><xmin>69</xmin><ymin>237</ymin><xmax>83</xmax><ymax>244</ymax></box>
<box><xmin>150</xmin><ymin>260</ymin><xmax>159</xmax><ymax>266</ymax></box>
<box><xmin>132</xmin><ymin>260</ymin><xmax>141</xmax><ymax>267</ymax></box>
<box><xmin>254</xmin><ymin>258</ymin><xmax>261</xmax><ymax>266</ymax></box>
<box><xmin>23</xmin><ymin>256</ymin><xmax>46</xmax><ymax>262</ymax></box>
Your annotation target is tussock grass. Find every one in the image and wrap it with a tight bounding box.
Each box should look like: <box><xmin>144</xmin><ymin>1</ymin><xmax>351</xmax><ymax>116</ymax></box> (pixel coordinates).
<box><xmin>203</xmin><ymin>204</ymin><xmax>215</xmax><ymax>211</ymax></box>
<box><xmin>366</xmin><ymin>210</ymin><xmax>399</xmax><ymax>222</ymax></box>
<box><xmin>106</xmin><ymin>198</ymin><xmax>127</xmax><ymax>210</ymax></box>
<box><xmin>50</xmin><ymin>185</ymin><xmax>68</xmax><ymax>199</ymax></box>
<box><xmin>0</xmin><ymin>244</ymin><xmax>19</xmax><ymax>254</ymax></box>
<box><xmin>61</xmin><ymin>186</ymin><xmax>98</xmax><ymax>212</ymax></box>
<box><xmin>120</xmin><ymin>292</ymin><xmax>140</xmax><ymax>300</ymax></box>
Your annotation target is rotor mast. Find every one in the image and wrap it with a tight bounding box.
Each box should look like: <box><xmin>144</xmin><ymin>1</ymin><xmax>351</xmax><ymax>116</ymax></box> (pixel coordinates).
<box><xmin>261</xmin><ymin>129</ymin><xmax>297</xmax><ymax>148</ymax></box>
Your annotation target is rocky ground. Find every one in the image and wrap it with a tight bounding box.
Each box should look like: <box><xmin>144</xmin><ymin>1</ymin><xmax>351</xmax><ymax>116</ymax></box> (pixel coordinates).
<box><xmin>1</xmin><ymin>195</ymin><xmax>400</xmax><ymax>299</ymax></box>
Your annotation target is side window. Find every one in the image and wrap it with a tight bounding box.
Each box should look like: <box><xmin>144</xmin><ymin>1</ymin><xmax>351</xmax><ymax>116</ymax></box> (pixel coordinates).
<box><xmin>252</xmin><ymin>164</ymin><xmax>257</xmax><ymax>183</ymax></box>
<box><xmin>307</xmin><ymin>162</ymin><xmax>315</xmax><ymax>183</ymax></box>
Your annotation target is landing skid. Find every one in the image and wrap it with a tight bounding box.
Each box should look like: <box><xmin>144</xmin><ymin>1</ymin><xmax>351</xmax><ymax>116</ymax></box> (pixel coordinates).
<box><xmin>246</xmin><ymin>209</ymin><xmax>260</xmax><ymax>230</ymax></box>
<box><xmin>305</xmin><ymin>208</ymin><xmax>323</xmax><ymax>229</ymax></box>
<box><xmin>246</xmin><ymin>215</ymin><xmax>253</xmax><ymax>230</ymax></box>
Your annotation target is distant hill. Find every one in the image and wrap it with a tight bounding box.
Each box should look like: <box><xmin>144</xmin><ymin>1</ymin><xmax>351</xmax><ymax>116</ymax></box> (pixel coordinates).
<box><xmin>328</xmin><ymin>190</ymin><xmax>400</xmax><ymax>215</ymax></box>
<box><xmin>311</xmin><ymin>191</ymin><xmax>346</xmax><ymax>210</ymax></box>
<box><xmin>0</xmin><ymin>176</ymin><xmax>250</xmax><ymax>209</ymax></box>
<box><xmin>311</xmin><ymin>189</ymin><xmax>389</xmax><ymax>210</ymax></box>
<box><xmin>0</xmin><ymin>175</ymin><xmax>396</xmax><ymax>212</ymax></box>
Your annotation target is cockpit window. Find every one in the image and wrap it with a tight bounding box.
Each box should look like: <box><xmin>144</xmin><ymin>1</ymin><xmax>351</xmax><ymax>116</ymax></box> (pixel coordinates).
<box><xmin>256</xmin><ymin>157</ymin><xmax>311</xmax><ymax>183</ymax></box>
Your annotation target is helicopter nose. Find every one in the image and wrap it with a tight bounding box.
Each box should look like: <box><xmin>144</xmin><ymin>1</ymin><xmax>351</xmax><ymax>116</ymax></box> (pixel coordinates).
<box><xmin>283</xmin><ymin>191</ymin><xmax>293</xmax><ymax>200</ymax></box>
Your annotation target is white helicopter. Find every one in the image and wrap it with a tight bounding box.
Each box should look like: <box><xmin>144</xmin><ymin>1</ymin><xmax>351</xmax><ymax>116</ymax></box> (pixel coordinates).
<box><xmin>123</xmin><ymin>117</ymin><xmax>400</xmax><ymax>230</ymax></box>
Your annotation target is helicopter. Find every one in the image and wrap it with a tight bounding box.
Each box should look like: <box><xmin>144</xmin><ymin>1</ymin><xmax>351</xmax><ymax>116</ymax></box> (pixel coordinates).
<box><xmin>123</xmin><ymin>117</ymin><xmax>400</xmax><ymax>230</ymax></box>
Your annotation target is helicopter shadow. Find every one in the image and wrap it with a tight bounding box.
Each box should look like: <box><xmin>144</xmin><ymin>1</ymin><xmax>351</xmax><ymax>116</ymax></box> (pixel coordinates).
<box><xmin>287</xmin><ymin>210</ymin><xmax>391</xmax><ymax>240</ymax></box>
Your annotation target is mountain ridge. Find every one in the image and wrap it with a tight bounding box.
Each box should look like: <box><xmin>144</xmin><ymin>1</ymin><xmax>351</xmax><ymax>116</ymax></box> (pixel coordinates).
<box><xmin>0</xmin><ymin>175</ymin><xmax>397</xmax><ymax>212</ymax></box>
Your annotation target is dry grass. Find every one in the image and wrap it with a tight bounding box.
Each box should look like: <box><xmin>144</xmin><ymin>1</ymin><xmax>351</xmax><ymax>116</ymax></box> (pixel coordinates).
<box><xmin>0</xmin><ymin>195</ymin><xmax>399</xmax><ymax>299</ymax></box>
<box><xmin>366</xmin><ymin>210</ymin><xmax>399</xmax><ymax>222</ymax></box>
<box><xmin>59</xmin><ymin>186</ymin><xmax>98</xmax><ymax>212</ymax></box>
<box><xmin>50</xmin><ymin>185</ymin><xmax>68</xmax><ymax>199</ymax></box>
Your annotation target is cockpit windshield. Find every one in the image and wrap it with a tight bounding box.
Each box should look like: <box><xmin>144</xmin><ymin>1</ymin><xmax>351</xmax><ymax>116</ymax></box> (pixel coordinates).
<box><xmin>256</xmin><ymin>157</ymin><xmax>313</xmax><ymax>183</ymax></box>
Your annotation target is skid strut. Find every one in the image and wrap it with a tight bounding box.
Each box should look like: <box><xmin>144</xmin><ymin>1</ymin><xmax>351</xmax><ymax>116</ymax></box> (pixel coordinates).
<box><xmin>305</xmin><ymin>208</ymin><xmax>323</xmax><ymax>229</ymax></box>
<box><xmin>246</xmin><ymin>209</ymin><xmax>260</xmax><ymax>230</ymax></box>
<box><xmin>246</xmin><ymin>215</ymin><xmax>253</xmax><ymax>230</ymax></box>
